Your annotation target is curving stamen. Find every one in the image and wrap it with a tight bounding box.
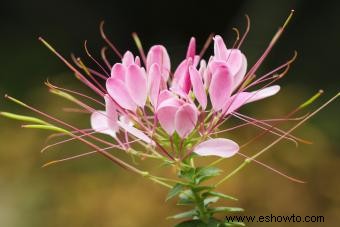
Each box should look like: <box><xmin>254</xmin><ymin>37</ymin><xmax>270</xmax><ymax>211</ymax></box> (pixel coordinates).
<box><xmin>231</xmin><ymin>113</ymin><xmax>299</xmax><ymax>146</ymax></box>
<box><xmin>62</xmin><ymin>107</ymin><xmax>91</xmax><ymax>113</ymax></box>
<box><xmin>237</xmin><ymin>14</ymin><xmax>251</xmax><ymax>49</ymax></box>
<box><xmin>99</xmin><ymin>21</ymin><xmax>123</xmax><ymax>59</ymax></box>
<box><xmin>244</xmin><ymin>51</ymin><xmax>297</xmax><ymax>90</ymax></box>
<box><xmin>71</xmin><ymin>54</ymin><xmax>108</xmax><ymax>80</ymax></box>
<box><xmin>39</xmin><ymin>37</ymin><xmax>105</xmax><ymax>97</ymax></box>
<box><xmin>212</xmin><ymin>114</ymin><xmax>309</xmax><ymax>135</ymax></box>
<box><xmin>84</xmin><ymin>40</ymin><xmax>110</xmax><ymax>77</ymax></box>
<box><xmin>45</xmin><ymin>81</ymin><xmax>105</xmax><ymax>107</ymax></box>
<box><xmin>132</xmin><ymin>32</ymin><xmax>147</xmax><ymax>66</ymax></box>
<box><xmin>199</xmin><ymin>33</ymin><xmax>214</xmax><ymax>59</ymax></box>
<box><xmin>231</xmin><ymin>27</ymin><xmax>240</xmax><ymax>49</ymax></box>
<box><xmin>74</xmin><ymin>56</ymin><xmax>107</xmax><ymax>92</ymax></box>
<box><xmin>236</xmin><ymin>152</ymin><xmax>306</xmax><ymax>183</ymax></box>
<box><xmin>101</xmin><ymin>47</ymin><xmax>112</xmax><ymax>70</ymax></box>
<box><xmin>44</xmin><ymin>128</ymin><xmax>94</xmax><ymax>143</ymax></box>
<box><xmin>42</xmin><ymin>145</ymin><xmax>121</xmax><ymax>168</ymax></box>
<box><xmin>240</xmin><ymin>90</ymin><xmax>324</xmax><ymax>148</ymax></box>
<box><xmin>234</xmin><ymin>112</ymin><xmax>312</xmax><ymax>145</ymax></box>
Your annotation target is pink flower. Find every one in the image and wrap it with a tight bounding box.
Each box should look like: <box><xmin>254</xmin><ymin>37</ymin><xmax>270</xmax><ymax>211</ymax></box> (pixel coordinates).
<box><xmin>94</xmin><ymin>35</ymin><xmax>281</xmax><ymax>157</ymax></box>
<box><xmin>106</xmin><ymin>51</ymin><xmax>147</xmax><ymax>111</ymax></box>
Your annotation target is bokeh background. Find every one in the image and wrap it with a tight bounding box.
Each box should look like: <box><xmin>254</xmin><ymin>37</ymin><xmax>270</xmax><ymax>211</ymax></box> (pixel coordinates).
<box><xmin>0</xmin><ymin>0</ymin><xmax>339</xmax><ymax>226</ymax></box>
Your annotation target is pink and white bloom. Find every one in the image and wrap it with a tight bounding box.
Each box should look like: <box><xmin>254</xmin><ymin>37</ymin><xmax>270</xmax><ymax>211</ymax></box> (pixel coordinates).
<box><xmin>90</xmin><ymin>34</ymin><xmax>282</xmax><ymax>158</ymax></box>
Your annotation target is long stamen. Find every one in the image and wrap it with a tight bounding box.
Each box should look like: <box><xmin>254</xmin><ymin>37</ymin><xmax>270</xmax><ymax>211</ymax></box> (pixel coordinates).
<box><xmin>99</xmin><ymin>21</ymin><xmax>123</xmax><ymax>59</ymax></box>
<box><xmin>72</xmin><ymin>56</ymin><xmax>107</xmax><ymax>92</ymax></box>
<box><xmin>234</xmin><ymin>112</ymin><xmax>312</xmax><ymax>145</ymax></box>
<box><xmin>39</xmin><ymin>37</ymin><xmax>105</xmax><ymax>97</ymax></box>
<box><xmin>45</xmin><ymin>81</ymin><xmax>105</xmax><ymax>107</ymax></box>
<box><xmin>241</xmin><ymin>90</ymin><xmax>324</xmax><ymax>148</ymax></box>
<box><xmin>199</xmin><ymin>33</ymin><xmax>214</xmax><ymax>59</ymax></box>
<box><xmin>62</xmin><ymin>108</ymin><xmax>91</xmax><ymax>113</ymax></box>
<box><xmin>5</xmin><ymin>95</ymin><xmax>116</xmax><ymax>148</ymax></box>
<box><xmin>236</xmin><ymin>152</ymin><xmax>305</xmax><ymax>183</ymax></box>
<box><xmin>71</xmin><ymin>54</ymin><xmax>108</xmax><ymax>80</ymax></box>
<box><xmin>237</xmin><ymin>14</ymin><xmax>250</xmax><ymax>48</ymax></box>
<box><xmin>5</xmin><ymin>95</ymin><xmax>150</xmax><ymax>174</ymax></box>
<box><xmin>101</xmin><ymin>47</ymin><xmax>112</xmax><ymax>70</ymax></box>
<box><xmin>212</xmin><ymin>114</ymin><xmax>309</xmax><ymax>135</ymax></box>
<box><xmin>231</xmin><ymin>27</ymin><xmax>240</xmax><ymax>49</ymax></box>
<box><xmin>84</xmin><ymin>40</ymin><xmax>110</xmax><ymax>77</ymax></box>
<box><xmin>132</xmin><ymin>32</ymin><xmax>147</xmax><ymax>66</ymax></box>
<box><xmin>242</xmin><ymin>11</ymin><xmax>295</xmax><ymax>85</ymax></box>
<box><xmin>231</xmin><ymin>113</ymin><xmax>299</xmax><ymax>146</ymax></box>
<box><xmin>216</xmin><ymin>92</ymin><xmax>339</xmax><ymax>186</ymax></box>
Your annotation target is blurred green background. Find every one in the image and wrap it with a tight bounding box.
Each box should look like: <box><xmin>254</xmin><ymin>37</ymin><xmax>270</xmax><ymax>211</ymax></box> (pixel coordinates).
<box><xmin>0</xmin><ymin>0</ymin><xmax>339</xmax><ymax>226</ymax></box>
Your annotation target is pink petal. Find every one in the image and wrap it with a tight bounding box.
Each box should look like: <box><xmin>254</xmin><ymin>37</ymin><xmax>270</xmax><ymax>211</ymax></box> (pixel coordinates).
<box><xmin>146</xmin><ymin>45</ymin><xmax>171</xmax><ymax>81</ymax></box>
<box><xmin>106</xmin><ymin>77</ymin><xmax>137</xmax><ymax>111</ymax></box>
<box><xmin>158</xmin><ymin>90</ymin><xmax>175</xmax><ymax>106</ymax></box>
<box><xmin>135</xmin><ymin>56</ymin><xmax>141</xmax><ymax>66</ymax></box>
<box><xmin>198</xmin><ymin>59</ymin><xmax>207</xmax><ymax>77</ymax></box>
<box><xmin>222</xmin><ymin>92</ymin><xmax>250</xmax><ymax>115</ymax></box>
<box><xmin>247</xmin><ymin>85</ymin><xmax>281</xmax><ymax>103</ymax></box>
<box><xmin>111</xmin><ymin>63</ymin><xmax>126</xmax><ymax>81</ymax></box>
<box><xmin>126</xmin><ymin>64</ymin><xmax>147</xmax><ymax>107</ymax></box>
<box><xmin>186</xmin><ymin>37</ymin><xmax>196</xmax><ymax>59</ymax></box>
<box><xmin>209</xmin><ymin>65</ymin><xmax>233</xmax><ymax>111</ymax></box>
<box><xmin>104</xmin><ymin>94</ymin><xmax>119</xmax><ymax>132</ymax></box>
<box><xmin>118</xmin><ymin>120</ymin><xmax>154</xmax><ymax>144</ymax></box>
<box><xmin>157</xmin><ymin>98</ymin><xmax>182</xmax><ymax>135</ymax></box>
<box><xmin>91</xmin><ymin>111</ymin><xmax>116</xmax><ymax>138</ymax></box>
<box><xmin>225</xmin><ymin>49</ymin><xmax>243</xmax><ymax>75</ymax></box>
<box><xmin>148</xmin><ymin>63</ymin><xmax>162</xmax><ymax>107</ymax></box>
<box><xmin>222</xmin><ymin>85</ymin><xmax>281</xmax><ymax>115</ymax></box>
<box><xmin>173</xmin><ymin>59</ymin><xmax>191</xmax><ymax>94</ymax></box>
<box><xmin>122</xmin><ymin>51</ymin><xmax>134</xmax><ymax>67</ymax></box>
<box><xmin>232</xmin><ymin>53</ymin><xmax>247</xmax><ymax>90</ymax></box>
<box><xmin>189</xmin><ymin>66</ymin><xmax>207</xmax><ymax>110</ymax></box>
<box><xmin>203</xmin><ymin>58</ymin><xmax>213</xmax><ymax>89</ymax></box>
<box><xmin>194</xmin><ymin>138</ymin><xmax>239</xmax><ymax>158</ymax></box>
<box><xmin>213</xmin><ymin>35</ymin><xmax>228</xmax><ymax>61</ymax></box>
<box><xmin>175</xmin><ymin>104</ymin><xmax>198</xmax><ymax>138</ymax></box>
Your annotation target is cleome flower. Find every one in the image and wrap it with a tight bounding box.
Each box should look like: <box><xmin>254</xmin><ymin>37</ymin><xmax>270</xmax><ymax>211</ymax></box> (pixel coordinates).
<box><xmin>91</xmin><ymin>34</ymin><xmax>281</xmax><ymax>159</ymax></box>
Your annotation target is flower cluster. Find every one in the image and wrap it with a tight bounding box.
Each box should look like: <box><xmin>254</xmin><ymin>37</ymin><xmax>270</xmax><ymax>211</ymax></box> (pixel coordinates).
<box><xmin>91</xmin><ymin>35</ymin><xmax>280</xmax><ymax>160</ymax></box>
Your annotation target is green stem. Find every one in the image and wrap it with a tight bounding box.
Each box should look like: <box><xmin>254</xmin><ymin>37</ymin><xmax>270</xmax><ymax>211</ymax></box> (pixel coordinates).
<box><xmin>192</xmin><ymin>187</ymin><xmax>209</xmax><ymax>223</ymax></box>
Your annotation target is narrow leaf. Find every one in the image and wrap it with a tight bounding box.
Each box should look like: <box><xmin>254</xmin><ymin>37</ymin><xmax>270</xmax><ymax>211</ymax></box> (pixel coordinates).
<box><xmin>167</xmin><ymin>209</ymin><xmax>197</xmax><ymax>219</ymax></box>
<box><xmin>166</xmin><ymin>183</ymin><xmax>184</xmax><ymax>201</ymax></box>
<box><xmin>203</xmin><ymin>191</ymin><xmax>238</xmax><ymax>201</ymax></box>
<box><xmin>209</xmin><ymin>207</ymin><xmax>244</xmax><ymax>214</ymax></box>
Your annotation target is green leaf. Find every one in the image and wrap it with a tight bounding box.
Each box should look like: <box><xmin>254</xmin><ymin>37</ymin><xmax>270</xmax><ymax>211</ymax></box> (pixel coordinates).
<box><xmin>204</xmin><ymin>196</ymin><xmax>220</xmax><ymax>206</ymax></box>
<box><xmin>202</xmin><ymin>191</ymin><xmax>238</xmax><ymax>201</ymax></box>
<box><xmin>179</xmin><ymin>167</ymin><xmax>196</xmax><ymax>181</ymax></box>
<box><xmin>166</xmin><ymin>183</ymin><xmax>184</xmax><ymax>201</ymax></box>
<box><xmin>177</xmin><ymin>189</ymin><xmax>195</xmax><ymax>205</ymax></box>
<box><xmin>195</xmin><ymin>166</ymin><xmax>221</xmax><ymax>183</ymax></box>
<box><xmin>168</xmin><ymin>209</ymin><xmax>197</xmax><ymax>219</ymax></box>
<box><xmin>0</xmin><ymin>112</ymin><xmax>48</xmax><ymax>125</ymax></box>
<box><xmin>209</xmin><ymin>207</ymin><xmax>244</xmax><ymax>214</ymax></box>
